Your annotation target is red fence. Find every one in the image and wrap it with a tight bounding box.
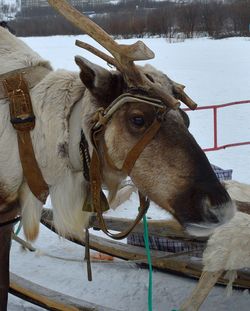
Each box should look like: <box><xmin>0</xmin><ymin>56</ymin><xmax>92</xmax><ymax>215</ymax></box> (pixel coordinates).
<box><xmin>184</xmin><ymin>100</ymin><xmax>250</xmax><ymax>152</ymax></box>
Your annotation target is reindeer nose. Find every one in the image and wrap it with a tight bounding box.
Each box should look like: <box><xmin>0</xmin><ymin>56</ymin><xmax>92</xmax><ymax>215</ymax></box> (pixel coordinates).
<box><xmin>186</xmin><ymin>195</ymin><xmax>236</xmax><ymax>237</ymax></box>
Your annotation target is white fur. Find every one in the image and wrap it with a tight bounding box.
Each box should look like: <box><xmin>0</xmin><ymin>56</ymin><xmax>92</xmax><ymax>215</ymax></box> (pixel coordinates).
<box><xmin>49</xmin><ymin>170</ymin><xmax>89</xmax><ymax>240</ymax></box>
<box><xmin>19</xmin><ymin>182</ymin><xmax>43</xmax><ymax>241</ymax></box>
<box><xmin>203</xmin><ymin>211</ymin><xmax>250</xmax><ymax>272</ymax></box>
<box><xmin>0</xmin><ymin>27</ymin><xmax>52</xmax><ymax>74</ymax></box>
<box><xmin>224</xmin><ymin>180</ymin><xmax>250</xmax><ymax>202</ymax></box>
<box><xmin>0</xmin><ymin>27</ymin><xmax>90</xmax><ymax>240</ymax></box>
<box><xmin>201</xmin><ymin>211</ymin><xmax>250</xmax><ymax>295</ymax></box>
<box><xmin>180</xmin><ymin>211</ymin><xmax>250</xmax><ymax>309</ymax></box>
<box><xmin>109</xmin><ymin>184</ymin><xmax>137</xmax><ymax>210</ymax></box>
<box><xmin>186</xmin><ymin>200</ymin><xmax>236</xmax><ymax>237</ymax></box>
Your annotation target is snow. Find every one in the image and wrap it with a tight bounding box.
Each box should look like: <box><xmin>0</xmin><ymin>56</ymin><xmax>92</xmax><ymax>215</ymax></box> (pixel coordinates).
<box><xmin>8</xmin><ymin>35</ymin><xmax>250</xmax><ymax>310</ymax></box>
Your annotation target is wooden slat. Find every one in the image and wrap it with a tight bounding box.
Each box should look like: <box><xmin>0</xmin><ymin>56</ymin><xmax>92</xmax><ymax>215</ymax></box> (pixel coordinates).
<box><xmin>42</xmin><ymin>208</ymin><xmax>206</xmax><ymax>241</ymax></box>
<box><xmin>10</xmin><ymin>273</ymin><xmax>118</xmax><ymax>311</ymax></box>
<box><xmin>235</xmin><ymin>200</ymin><xmax>250</xmax><ymax>214</ymax></box>
<box><xmin>91</xmin><ymin>217</ymin><xmax>207</xmax><ymax>241</ymax></box>
<box><xmin>40</xmin><ymin>211</ymin><xmax>250</xmax><ymax>289</ymax></box>
<box><xmin>42</xmin><ymin>201</ymin><xmax>250</xmax><ymax>241</ymax></box>
<box><xmin>92</xmin><ymin>200</ymin><xmax>250</xmax><ymax>236</ymax></box>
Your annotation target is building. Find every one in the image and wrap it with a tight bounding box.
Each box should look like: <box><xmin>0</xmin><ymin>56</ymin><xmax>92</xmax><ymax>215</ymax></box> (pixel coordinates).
<box><xmin>20</xmin><ymin>0</ymin><xmax>91</xmax><ymax>9</ymax></box>
<box><xmin>21</xmin><ymin>0</ymin><xmax>48</xmax><ymax>8</ymax></box>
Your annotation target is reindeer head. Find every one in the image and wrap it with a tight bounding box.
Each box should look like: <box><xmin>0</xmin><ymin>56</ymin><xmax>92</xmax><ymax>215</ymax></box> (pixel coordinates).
<box><xmin>48</xmin><ymin>0</ymin><xmax>235</xmax><ymax>236</ymax></box>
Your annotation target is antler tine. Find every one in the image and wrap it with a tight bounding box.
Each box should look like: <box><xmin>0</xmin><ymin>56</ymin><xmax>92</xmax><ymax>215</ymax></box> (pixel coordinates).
<box><xmin>48</xmin><ymin>0</ymin><xmax>154</xmax><ymax>65</ymax></box>
<box><xmin>75</xmin><ymin>40</ymin><xmax>119</xmax><ymax>68</ymax></box>
<box><xmin>148</xmin><ymin>84</ymin><xmax>181</xmax><ymax>110</ymax></box>
<box><xmin>175</xmin><ymin>82</ymin><xmax>185</xmax><ymax>90</ymax></box>
<box><xmin>173</xmin><ymin>84</ymin><xmax>197</xmax><ymax>110</ymax></box>
<box><xmin>48</xmin><ymin>0</ymin><xmax>188</xmax><ymax>110</ymax></box>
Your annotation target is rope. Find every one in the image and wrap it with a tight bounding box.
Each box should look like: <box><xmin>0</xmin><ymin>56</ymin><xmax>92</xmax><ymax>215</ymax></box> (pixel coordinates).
<box><xmin>142</xmin><ymin>215</ymin><xmax>181</xmax><ymax>311</ymax></box>
<box><xmin>15</xmin><ymin>220</ymin><xmax>22</xmax><ymax>235</ymax></box>
<box><xmin>143</xmin><ymin>215</ymin><xmax>153</xmax><ymax>311</ymax></box>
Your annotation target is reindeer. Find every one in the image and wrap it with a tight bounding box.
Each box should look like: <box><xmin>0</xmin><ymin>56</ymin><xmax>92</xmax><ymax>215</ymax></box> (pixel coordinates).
<box><xmin>0</xmin><ymin>0</ymin><xmax>235</xmax><ymax>309</ymax></box>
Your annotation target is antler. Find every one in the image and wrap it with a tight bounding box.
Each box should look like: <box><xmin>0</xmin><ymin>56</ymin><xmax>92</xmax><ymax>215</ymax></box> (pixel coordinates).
<box><xmin>173</xmin><ymin>83</ymin><xmax>197</xmax><ymax>109</ymax></box>
<box><xmin>48</xmin><ymin>0</ymin><xmax>197</xmax><ymax>110</ymax></box>
<box><xmin>75</xmin><ymin>40</ymin><xmax>118</xmax><ymax>68</ymax></box>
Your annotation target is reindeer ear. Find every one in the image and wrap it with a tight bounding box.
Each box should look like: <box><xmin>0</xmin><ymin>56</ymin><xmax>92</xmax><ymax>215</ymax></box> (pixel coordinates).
<box><xmin>179</xmin><ymin>109</ymin><xmax>190</xmax><ymax>128</ymax></box>
<box><xmin>75</xmin><ymin>56</ymin><xmax>124</xmax><ymax>103</ymax></box>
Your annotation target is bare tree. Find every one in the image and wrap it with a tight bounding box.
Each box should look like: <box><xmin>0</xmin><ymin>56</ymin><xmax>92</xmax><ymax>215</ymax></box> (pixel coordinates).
<box><xmin>176</xmin><ymin>2</ymin><xmax>200</xmax><ymax>38</ymax></box>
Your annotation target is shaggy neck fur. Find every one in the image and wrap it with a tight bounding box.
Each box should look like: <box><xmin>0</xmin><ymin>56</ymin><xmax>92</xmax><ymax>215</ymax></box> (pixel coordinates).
<box><xmin>0</xmin><ymin>27</ymin><xmax>93</xmax><ymax>240</ymax></box>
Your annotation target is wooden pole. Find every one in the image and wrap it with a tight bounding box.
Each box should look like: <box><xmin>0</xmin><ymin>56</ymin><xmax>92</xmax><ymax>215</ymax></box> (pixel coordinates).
<box><xmin>180</xmin><ymin>270</ymin><xmax>223</xmax><ymax>311</ymax></box>
<box><xmin>0</xmin><ymin>223</ymin><xmax>13</xmax><ymax>311</ymax></box>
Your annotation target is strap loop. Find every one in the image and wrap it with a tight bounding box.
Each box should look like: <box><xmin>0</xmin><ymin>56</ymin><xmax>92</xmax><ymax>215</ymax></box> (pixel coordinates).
<box><xmin>95</xmin><ymin>192</ymin><xmax>150</xmax><ymax>240</ymax></box>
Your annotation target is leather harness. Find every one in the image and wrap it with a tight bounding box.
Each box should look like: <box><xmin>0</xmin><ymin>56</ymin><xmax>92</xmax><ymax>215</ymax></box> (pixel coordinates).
<box><xmin>0</xmin><ymin>66</ymin><xmax>51</xmax><ymax>205</ymax></box>
<box><xmin>0</xmin><ymin>67</ymin><xmax>170</xmax><ymax>241</ymax></box>
<box><xmin>81</xmin><ymin>93</ymin><xmax>170</xmax><ymax>240</ymax></box>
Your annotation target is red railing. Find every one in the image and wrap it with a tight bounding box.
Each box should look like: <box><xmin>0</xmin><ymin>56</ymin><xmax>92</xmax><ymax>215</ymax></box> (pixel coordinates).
<box><xmin>183</xmin><ymin>100</ymin><xmax>250</xmax><ymax>152</ymax></box>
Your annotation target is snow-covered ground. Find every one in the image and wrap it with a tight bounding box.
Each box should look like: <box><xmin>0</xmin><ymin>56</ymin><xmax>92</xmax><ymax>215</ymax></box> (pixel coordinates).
<box><xmin>8</xmin><ymin>35</ymin><xmax>250</xmax><ymax>310</ymax></box>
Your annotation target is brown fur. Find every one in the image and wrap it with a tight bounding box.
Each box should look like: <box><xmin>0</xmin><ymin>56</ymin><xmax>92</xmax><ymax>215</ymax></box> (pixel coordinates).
<box><xmin>99</xmin><ymin>98</ymin><xmax>234</xmax><ymax>232</ymax></box>
<box><xmin>0</xmin><ymin>183</ymin><xmax>19</xmax><ymax>216</ymax></box>
<box><xmin>0</xmin><ymin>31</ymin><xmax>234</xmax><ymax>241</ymax></box>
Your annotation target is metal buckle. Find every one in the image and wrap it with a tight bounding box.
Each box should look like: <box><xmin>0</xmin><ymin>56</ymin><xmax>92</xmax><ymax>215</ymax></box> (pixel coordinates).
<box><xmin>3</xmin><ymin>74</ymin><xmax>35</xmax><ymax>131</ymax></box>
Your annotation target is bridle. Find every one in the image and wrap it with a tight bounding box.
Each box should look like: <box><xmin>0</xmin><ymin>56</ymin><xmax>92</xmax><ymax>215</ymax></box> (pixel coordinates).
<box><xmin>81</xmin><ymin>92</ymin><xmax>171</xmax><ymax>240</ymax></box>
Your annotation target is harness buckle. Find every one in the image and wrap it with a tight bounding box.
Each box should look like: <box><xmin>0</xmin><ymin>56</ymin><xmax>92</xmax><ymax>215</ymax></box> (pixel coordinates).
<box><xmin>3</xmin><ymin>73</ymin><xmax>35</xmax><ymax>131</ymax></box>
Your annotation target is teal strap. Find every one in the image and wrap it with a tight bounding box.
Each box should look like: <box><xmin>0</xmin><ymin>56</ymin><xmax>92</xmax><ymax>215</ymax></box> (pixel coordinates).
<box><xmin>143</xmin><ymin>215</ymin><xmax>153</xmax><ymax>311</ymax></box>
<box><xmin>15</xmin><ymin>220</ymin><xmax>22</xmax><ymax>235</ymax></box>
<box><xmin>143</xmin><ymin>214</ymin><xmax>180</xmax><ymax>311</ymax></box>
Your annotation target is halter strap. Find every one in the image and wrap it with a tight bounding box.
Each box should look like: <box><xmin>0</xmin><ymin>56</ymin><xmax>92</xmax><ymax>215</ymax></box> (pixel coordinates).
<box><xmin>87</xmin><ymin>93</ymin><xmax>169</xmax><ymax>240</ymax></box>
<box><xmin>90</xmin><ymin>132</ymin><xmax>150</xmax><ymax>240</ymax></box>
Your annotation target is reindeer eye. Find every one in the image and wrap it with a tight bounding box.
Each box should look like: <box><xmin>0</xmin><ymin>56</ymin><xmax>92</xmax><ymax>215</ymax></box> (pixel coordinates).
<box><xmin>131</xmin><ymin>116</ymin><xmax>145</xmax><ymax>127</ymax></box>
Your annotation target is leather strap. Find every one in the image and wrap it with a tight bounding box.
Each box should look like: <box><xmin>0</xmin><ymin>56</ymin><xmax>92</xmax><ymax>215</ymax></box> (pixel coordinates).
<box><xmin>96</xmin><ymin>191</ymin><xmax>150</xmax><ymax>240</ymax></box>
<box><xmin>103</xmin><ymin>118</ymin><xmax>162</xmax><ymax>175</ymax></box>
<box><xmin>3</xmin><ymin>72</ymin><xmax>49</xmax><ymax>204</ymax></box>
<box><xmin>122</xmin><ymin>119</ymin><xmax>161</xmax><ymax>175</ymax></box>
<box><xmin>17</xmin><ymin>132</ymin><xmax>49</xmax><ymax>203</ymax></box>
<box><xmin>89</xmin><ymin>124</ymin><xmax>151</xmax><ymax>240</ymax></box>
<box><xmin>0</xmin><ymin>216</ymin><xmax>21</xmax><ymax>228</ymax></box>
<box><xmin>122</xmin><ymin>119</ymin><xmax>161</xmax><ymax>176</ymax></box>
<box><xmin>0</xmin><ymin>66</ymin><xmax>51</xmax><ymax>100</ymax></box>
<box><xmin>87</xmin><ymin>93</ymin><xmax>168</xmax><ymax>240</ymax></box>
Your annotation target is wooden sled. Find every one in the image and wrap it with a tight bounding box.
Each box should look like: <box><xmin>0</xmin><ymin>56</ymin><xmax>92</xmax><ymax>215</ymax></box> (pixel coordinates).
<box><xmin>9</xmin><ymin>273</ymin><xmax>118</xmax><ymax>311</ymax></box>
<box><xmin>40</xmin><ymin>208</ymin><xmax>250</xmax><ymax>289</ymax></box>
<box><xmin>9</xmin><ymin>205</ymin><xmax>250</xmax><ymax>309</ymax></box>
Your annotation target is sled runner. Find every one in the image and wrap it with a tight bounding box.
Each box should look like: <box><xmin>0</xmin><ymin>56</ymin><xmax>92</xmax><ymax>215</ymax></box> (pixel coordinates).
<box><xmin>39</xmin><ymin>208</ymin><xmax>250</xmax><ymax>289</ymax></box>
<box><xmin>10</xmin><ymin>273</ymin><xmax>118</xmax><ymax>311</ymax></box>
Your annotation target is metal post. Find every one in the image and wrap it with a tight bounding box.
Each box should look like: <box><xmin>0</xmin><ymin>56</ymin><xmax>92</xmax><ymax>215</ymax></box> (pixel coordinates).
<box><xmin>213</xmin><ymin>107</ymin><xmax>218</xmax><ymax>149</ymax></box>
